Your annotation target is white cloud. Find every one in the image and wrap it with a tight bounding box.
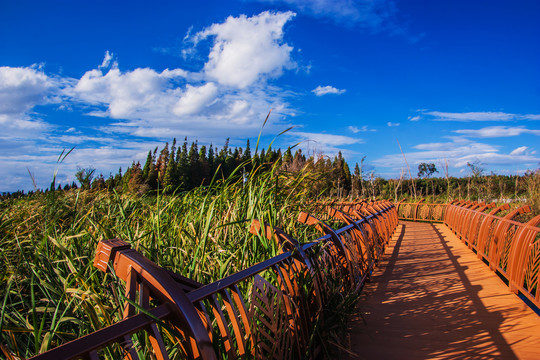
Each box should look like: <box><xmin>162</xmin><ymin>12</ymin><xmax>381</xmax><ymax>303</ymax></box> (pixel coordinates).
<box><xmin>0</xmin><ymin>66</ymin><xmax>61</xmax><ymax>141</ymax></box>
<box><xmin>287</xmin><ymin>131</ymin><xmax>362</xmax><ymax>147</ymax></box>
<box><xmin>387</xmin><ymin>122</ymin><xmax>400</xmax><ymax>127</ymax></box>
<box><xmin>421</xmin><ymin>110</ymin><xmax>540</xmax><ymax>122</ymax></box>
<box><xmin>455</xmin><ymin>126</ymin><xmax>540</xmax><ymax>138</ymax></box>
<box><xmin>348</xmin><ymin>125</ymin><xmax>375</xmax><ymax>133</ymax></box>
<box><xmin>192</xmin><ymin>11</ymin><xmax>296</xmax><ymax>88</ymax></box>
<box><xmin>373</xmin><ymin>137</ymin><xmax>540</xmax><ymax>171</ymax></box>
<box><xmin>510</xmin><ymin>146</ymin><xmax>528</xmax><ymax>156</ymax></box>
<box><xmin>250</xmin><ymin>0</ymin><xmax>396</xmax><ymax>29</ymax></box>
<box><xmin>173</xmin><ymin>83</ymin><xmax>218</xmax><ymax>116</ymax></box>
<box><xmin>0</xmin><ymin>66</ymin><xmax>52</xmax><ymax>115</ymax></box>
<box><xmin>408</xmin><ymin>115</ymin><xmax>420</xmax><ymax>121</ymax></box>
<box><xmin>99</xmin><ymin>51</ymin><xmax>115</xmax><ymax>69</ymax></box>
<box><xmin>285</xmin><ymin>130</ymin><xmax>362</xmax><ymax>159</ymax></box>
<box><xmin>0</xmin><ymin>12</ymin><xmax>302</xmax><ymax>191</ymax></box>
<box><xmin>312</xmin><ymin>85</ymin><xmax>346</xmax><ymax>96</ymax></box>
<box><xmin>73</xmin><ymin>66</ymin><xmax>187</xmax><ymax>119</ymax></box>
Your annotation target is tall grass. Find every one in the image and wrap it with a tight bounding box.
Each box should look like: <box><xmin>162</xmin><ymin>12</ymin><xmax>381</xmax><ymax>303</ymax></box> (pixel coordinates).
<box><xmin>0</xmin><ymin>161</ymin><xmax>329</xmax><ymax>358</ymax></box>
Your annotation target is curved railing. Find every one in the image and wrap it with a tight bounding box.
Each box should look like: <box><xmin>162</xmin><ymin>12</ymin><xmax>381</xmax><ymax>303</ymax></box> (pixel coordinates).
<box><xmin>30</xmin><ymin>200</ymin><xmax>398</xmax><ymax>360</ymax></box>
<box><xmin>444</xmin><ymin>201</ymin><xmax>540</xmax><ymax>310</ymax></box>
<box><xmin>398</xmin><ymin>199</ymin><xmax>540</xmax><ymax>310</ymax></box>
<box><xmin>396</xmin><ymin>199</ymin><xmax>448</xmax><ymax>222</ymax></box>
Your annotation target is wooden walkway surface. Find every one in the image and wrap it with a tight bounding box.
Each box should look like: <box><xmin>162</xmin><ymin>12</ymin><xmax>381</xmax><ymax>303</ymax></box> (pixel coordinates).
<box><xmin>346</xmin><ymin>221</ymin><xmax>540</xmax><ymax>360</ymax></box>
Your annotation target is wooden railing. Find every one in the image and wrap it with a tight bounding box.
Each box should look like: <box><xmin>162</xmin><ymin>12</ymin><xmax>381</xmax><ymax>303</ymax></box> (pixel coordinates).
<box><xmin>30</xmin><ymin>200</ymin><xmax>398</xmax><ymax>360</ymax></box>
<box><xmin>396</xmin><ymin>199</ymin><xmax>448</xmax><ymax>222</ymax></box>
<box><xmin>398</xmin><ymin>200</ymin><xmax>540</xmax><ymax>310</ymax></box>
<box><xmin>444</xmin><ymin>201</ymin><xmax>540</xmax><ymax>310</ymax></box>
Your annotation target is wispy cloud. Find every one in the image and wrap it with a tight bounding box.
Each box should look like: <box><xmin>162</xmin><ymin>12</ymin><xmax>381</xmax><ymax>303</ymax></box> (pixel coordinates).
<box><xmin>312</xmin><ymin>85</ymin><xmax>346</xmax><ymax>96</ymax></box>
<box><xmin>249</xmin><ymin>0</ymin><xmax>397</xmax><ymax>30</ymax></box>
<box><xmin>455</xmin><ymin>126</ymin><xmax>540</xmax><ymax>138</ymax></box>
<box><xmin>387</xmin><ymin>122</ymin><xmax>400</xmax><ymax>127</ymax></box>
<box><xmin>373</xmin><ymin>137</ymin><xmax>540</xmax><ymax>172</ymax></box>
<box><xmin>419</xmin><ymin>110</ymin><xmax>540</xmax><ymax>122</ymax></box>
<box><xmin>285</xmin><ymin>130</ymin><xmax>362</xmax><ymax>158</ymax></box>
<box><xmin>348</xmin><ymin>125</ymin><xmax>375</xmax><ymax>133</ymax></box>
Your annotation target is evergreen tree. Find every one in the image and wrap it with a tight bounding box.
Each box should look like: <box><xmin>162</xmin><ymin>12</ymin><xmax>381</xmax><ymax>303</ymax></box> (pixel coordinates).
<box><xmin>188</xmin><ymin>141</ymin><xmax>201</xmax><ymax>188</ymax></box>
<box><xmin>199</xmin><ymin>145</ymin><xmax>210</xmax><ymax>185</ymax></box>
<box><xmin>156</xmin><ymin>142</ymin><xmax>169</xmax><ymax>186</ymax></box>
<box><xmin>163</xmin><ymin>149</ymin><xmax>177</xmax><ymax>193</ymax></box>
<box><xmin>128</xmin><ymin>161</ymin><xmax>146</xmax><ymax>194</ymax></box>
<box><xmin>178</xmin><ymin>138</ymin><xmax>189</xmax><ymax>190</ymax></box>
<box><xmin>243</xmin><ymin>139</ymin><xmax>252</xmax><ymax>161</ymax></box>
<box><xmin>146</xmin><ymin>149</ymin><xmax>158</xmax><ymax>190</ymax></box>
<box><xmin>207</xmin><ymin>144</ymin><xmax>215</xmax><ymax>177</ymax></box>
<box><xmin>142</xmin><ymin>150</ymin><xmax>152</xmax><ymax>180</ymax></box>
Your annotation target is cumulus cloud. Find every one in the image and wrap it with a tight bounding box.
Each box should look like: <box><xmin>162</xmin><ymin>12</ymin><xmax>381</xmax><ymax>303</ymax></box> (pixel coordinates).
<box><xmin>0</xmin><ymin>66</ymin><xmax>52</xmax><ymax>115</ymax></box>
<box><xmin>1</xmin><ymin>11</ymin><xmax>301</xmax><ymax>191</ymax></box>
<box><xmin>0</xmin><ymin>66</ymin><xmax>60</xmax><ymax>140</ymax></box>
<box><xmin>67</xmin><ymin>11</ymin><xmax>297</xmax><ymax>136</ymax></box>
<box><xmin>192</xmin><ymin>11</ymin><xmax>296</xmax><ymax>88</ymax></box>
<box><xmin>312</xmin><ymin>85</ymin><xmax>346</xmax><ymax>96</ymax></box>
<box><xmin>420</xmin><ymin>110</ymin><xmax>540</xmax><ymax>122</ymax></box>
<box><xmin>454</xmin><ymin>126</ymin><xmax>540</xmax><ymax>138</ymax></box>
<box><xmin>73</xmin><ymin>66</ymin><xmax>188</xmax><ymax>119</ymax></box>
<box><xmin>173</xmin><ymin>83</ymin><xmax>218</xmax><ymax>116</ymax></box>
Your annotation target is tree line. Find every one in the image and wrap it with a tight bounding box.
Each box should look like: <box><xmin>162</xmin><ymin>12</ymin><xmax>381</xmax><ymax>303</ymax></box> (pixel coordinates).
<box><xmin>2</xmin><ymin>140</ymin><xmax>538</xmax><ymax>205</ymax></box>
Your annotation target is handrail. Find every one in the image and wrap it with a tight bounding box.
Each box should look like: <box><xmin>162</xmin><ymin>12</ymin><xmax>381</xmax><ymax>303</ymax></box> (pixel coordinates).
<box><xmin>31</xmin><ymin>200</ymin><xmax>398</xmax><ymax>360</ymax></box>
<box><xmin>432</xmin><ymin>202</ymin><xmax>540</xmax><ymax>310</ymax></box>
<box><xmin>397</xmin><ymin>200</ymin><xmax>540</xmax><ymax>310</ymax></box>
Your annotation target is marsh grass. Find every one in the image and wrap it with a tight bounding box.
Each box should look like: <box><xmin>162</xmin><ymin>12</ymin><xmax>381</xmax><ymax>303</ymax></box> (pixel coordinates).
<box><xmin>0</xmin><ymin>160</ymin><xmax>342</xmax><ymax>358</ymax></box>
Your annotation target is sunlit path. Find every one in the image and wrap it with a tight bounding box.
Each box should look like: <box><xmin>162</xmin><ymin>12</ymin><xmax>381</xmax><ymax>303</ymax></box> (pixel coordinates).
<box><xmin>347</xmin><ymin>221</ymin><xmax>540</xmax><ymax>360</ymax></box>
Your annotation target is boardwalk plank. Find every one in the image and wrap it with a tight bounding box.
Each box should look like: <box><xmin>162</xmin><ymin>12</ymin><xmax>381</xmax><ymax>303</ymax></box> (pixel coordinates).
<box><xmin>346</xmin><ymin>222</ymin><xmax>540</xmax><ymax>360</ymax></box>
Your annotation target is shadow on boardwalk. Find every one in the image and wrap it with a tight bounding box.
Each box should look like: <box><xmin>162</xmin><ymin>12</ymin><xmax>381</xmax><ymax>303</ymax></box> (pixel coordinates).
<box><xmin>343</xmin><ymin>222</ymin><xmax>540</xmax><ymax>360</ymax></box>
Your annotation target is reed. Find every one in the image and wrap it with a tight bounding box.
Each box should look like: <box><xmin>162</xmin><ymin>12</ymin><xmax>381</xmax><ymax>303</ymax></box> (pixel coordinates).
<box><xmin>0</xmin><ymin>161</ymin><xmax>335</xmax><ymax>358</ymax></box>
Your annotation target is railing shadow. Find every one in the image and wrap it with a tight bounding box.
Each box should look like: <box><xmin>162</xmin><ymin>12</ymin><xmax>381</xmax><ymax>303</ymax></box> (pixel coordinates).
<box><xmin>348</xmin><ymin>222</ymin><xmax>518</xmax><ymax>359</ymax></box>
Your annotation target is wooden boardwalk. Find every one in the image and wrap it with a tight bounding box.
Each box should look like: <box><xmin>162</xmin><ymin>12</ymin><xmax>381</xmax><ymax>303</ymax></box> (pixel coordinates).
<box><xmin>346</xmin><ymin>221</ymin><xmax>540</xmax><ymax>360</ymax></box>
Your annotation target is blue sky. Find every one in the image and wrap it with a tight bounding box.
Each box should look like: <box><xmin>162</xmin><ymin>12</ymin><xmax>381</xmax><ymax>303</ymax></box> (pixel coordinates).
<box><xmin>1</xmin><ymin>0</ymin><xmax>539</xmax><ymax>192</ymax></box>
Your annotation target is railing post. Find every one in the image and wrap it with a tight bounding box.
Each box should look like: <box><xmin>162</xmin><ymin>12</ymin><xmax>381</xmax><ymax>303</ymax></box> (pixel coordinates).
<box><xmin>413</xmin><ymin>198</ymin><xmax>425</xmax><ymax>222</ymax></box>
<box><xmin>94</xmin><ymin>239</ymin><xmax>218</xmax><ymax>360</ymax></box>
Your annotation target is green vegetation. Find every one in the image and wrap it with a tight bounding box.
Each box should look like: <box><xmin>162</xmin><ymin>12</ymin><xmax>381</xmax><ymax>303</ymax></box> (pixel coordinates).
<box><xmin>1</xmin><ymin>138</ymin><xmax>539</xmax><ymax>358</ymax></box>
<box><xmin>0</xmin><ymin>154</ymin><xmax>359</xmax><ymax>358</ymax></box>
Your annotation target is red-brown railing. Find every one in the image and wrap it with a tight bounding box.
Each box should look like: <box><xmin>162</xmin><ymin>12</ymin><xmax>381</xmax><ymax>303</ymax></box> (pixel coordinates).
<box><xmin>30</xmin><ymin>200</ymin><xmax>398</xmax><ymax>360</ymax></box>
<box><xmin>444</xmin><ymin>201</ymin><xmax>540</xmax><ymax>309</ymax></box>
<box><xmin>396</xmin><ymin>199</ymin><xmax>448</xmax><ymax>222</ymax></box>
<box><xmin>398</xmin><ymin>199</ymin><xmax>540</xmax><ymax>310</ymax></box>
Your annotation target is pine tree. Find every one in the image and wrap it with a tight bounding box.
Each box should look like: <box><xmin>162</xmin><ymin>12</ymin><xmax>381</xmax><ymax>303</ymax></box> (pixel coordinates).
<box><xmin>188</xmin><ymin>141</ymin><xmax>201</xmax><ymax>188</ymax></box>
<box><xmin>142</xmin><ymin>151</ymin><xmax>152</xmax><ymax>181</ymax></box>
<box><xmin>128</xmin><ymin>161</ymin><xmax>146</xmax><ymax>194</ymax></box>
<box><xmin>282</xmin><ymin>147</ymin><xmax>293</xmax><ymax>170</ymax></box>
<box><xmin>156</xmin><ymin>142</ymin><xmax>169</xmax><ymax>186</ymax></box>
<box><xmin>178</xmin><ymin>138</ymin><xmax>189</xmax><ymax>190</ymax></box>
<box><xmin>199</xmin><ymin>145</ymin><xmax>210</xmax><ymax>185</ymax></box>
<box><xmin>207</xmin><ymin>144</ymin><xmax>215</xmax><ymax>177</ymax></box>
<box><xmin>146</xmin><ymin>148</ymin><xmax>158</xmax><ymax>190</ymax></box>
<box><xmin>163</xmin><ymin>149</ymin><xmax>177</xmax><ymax>193</ymax></box>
